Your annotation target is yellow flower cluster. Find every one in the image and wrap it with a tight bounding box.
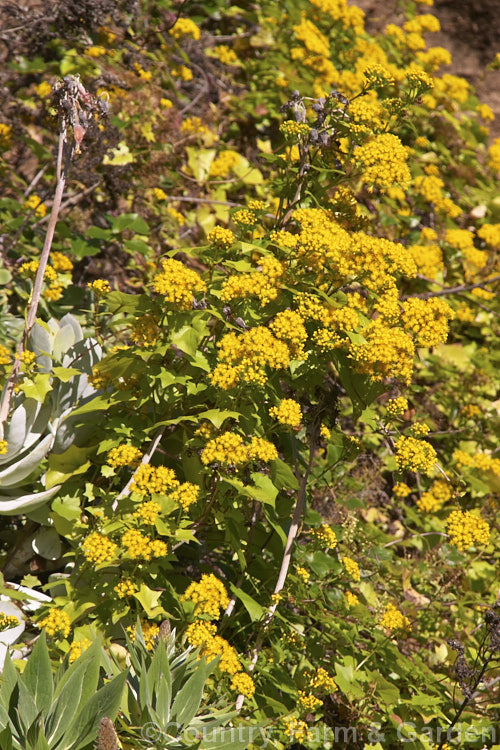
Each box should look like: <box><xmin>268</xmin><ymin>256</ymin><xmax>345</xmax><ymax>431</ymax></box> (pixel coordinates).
<box><xmin>233</xmin><ymin>209</ymin><xmax>258</xmax><ymax>225</ymax></box>
<box><xmin>386</xmin><ymin>397</ymin><xmax>409</xmax><ymax>416</ymax></box>
<box><xmin>410</xmin><ymin>422</ymin><xmax>430</xmax><ymax>438</ymax></box>
<box><xmin>282</xmin><ymin>716</ymin><xmax>312</xmax><ymax>743</ymax></box>
<box><xmin>395</xmin><ymin>436</ymin><xmax>436</xmax><ymax>474</ymax></box>
<box><xmin>0</xmin><ymin>122</ymin><xmax>13</xmax><ymax>147</ymax></box>
<box><xmin>20</xmin><ymin>351</ymin><xmax>36</xmax><ymax>370</ymax></box>
<box><xmin>127</xmin><ymin>621</ymin><xmax>159</xmax><ymax>651</ymax></box>
<box><xmin>477</xmin><ymin>223</ymin><xmax>500</xmax><ymax>247</ymax></box>
<box><xmin>51</xmin><ymin>252</ymin><xmax>73</xmax><ymax>272</ymax></box>
<box><xmin>167</xmin><ymin>207</ymin><xmax>185</xmax><ymax>225</ymax></box>
<box><xmin>153</xmin><ymin>187</ymin><xmax>167</xmax><ymax>201</ymax></box>
<box><xmin>130</xmin><ymin>315</ymin><xmax>160</xmax><ymax>347</ymax></box>
<box><xmin>460</xmin><ymin>404</ymin><xmax>481</xmax><ymax>419</ymax></box>
<box><xmin>169</xmin><ymin>18</ymin><xmax>201</xmax><ymax>40</ymax></box>
<box><xmin>114</xmin><ymin>578</ymin><xmax>138</xmax><ymax>598</ymax></box>
<box><xmin>181</xmin><ymin>573</ymin><xmax>230</xmax><ymax>618</ymax></box>
<box><xmin>446</xmin><ymin>510</ymin><xmax>490</xmax><ymax>550</ymax></box>
<box><xmin>488</xmin><ymin>138</ymin><xmax>500</xmax><ymax>172</ymax></box>
<box><xmin>107</xmin><ymin>444</ymin><xmax>143</xmax><ymax>468</ymax></box>
<box><xmin>0</xmin><ymin>614</ymin><xmax>19</xmax><ymax>631</ymax></box>
<box><xmin>19</xmin><ymin>261</ymin><xmax>57</xmax><ymax>282</ymax></box>
<box><xmin>393</xmin><ymin>482</ymin><xmax>411</xmax><ymax>497</ymax></box>
<box><xmin>210</xmin><ymin>327</ymin><xmax>290</xmax><ymax>389</ymax></box>
<box><xmin>212</xmin><ymin>45</ymin><xmax>239</xmax><ymax>65</ymax></box>
<box><xmin>181</xmin><ymin>116</ymin><xmax>208</xmax><ymax>134</ymax></box>
<box><xmin>401</xmin><ymin>297</ymin><xmax>454</xmax><ymax>347</ymax></box>
<box><xmin>131</xmin><ymin>464</ymin><xmax>179</xmax><ymax>494</ymax></box>
<box><xmin>269</xmin><ymin>399</ymin><xmax>302</xmax><ymax>428</ymax></box>
<box><xmin>380</xmin><ymin>603</ymin><xmax>410</xmax><ymax>632</ymax></box>
<box><xmin>417</xmin><ymin>479</ymin><xmax>453</xmax><ymax>512</ymax></box>
<box><xmin>88</xmin><ymin>279</ymin><xmax>110</xmax><ymax>295</ymax></box>
<box><xmin>38</xmin><ymin>609</ymin><xmax>71</xmax><ymax>639</ymax></box>
<box><xmin>356</xmin><ymin>134</ymin><xmax>411</xmax><ymax>192</ymax></box>
<box><xmin>23</xmin><ymin>194</ymin><xmax>48</xmax><ymax>218</ymax></box>
<box><xmin>296</xmin><ymin>566</ymin><xmax>310</xmax><ymax>583</ymax></box>
<box><xmin>160</xmin><ymin>98</ymin><xmax>173</xmax><ymax>109</ymax></box>
<box><xmin>220</xmin><ymin>256</ymin><xmax>284</xmax><ymax>306</ymax></box>
<box><xmin>153</xmin><ymin>259</ymin><xmax>206</xmax><ymax>310</ymax></box>
<box><xmin>311</xmin><ymin>667</ymin><xmax>337</xmax><ymax>692</ymax></box>
<box><xmin>352</xmin><ymin>321</ymin><xmax>415</xmax><ymax>383</ymax></box>
<box><xmin>311</xmin><ymin>524</ymin><xmax>337</xmax><ymax>548</ymax></box>
<box><xmin>413</xmin><ymin>175</ymin><xmax>461</xmax><ymax>217</ymax></box>
<box><xmin>172</xmin><ymin>65</ymin><xmax>193</xmax><ymax>81</ymax></box>
<box><xmin>133</xmin><ymin>63</ymin><xmax>151</xmax><ymax>80</ymax></box>
<box><xmin>169</xmin><ymin>482</ymin><xmax>199</xmax><ymax>511</ymax></box>
<box><xmin>201</xmin><ymin>431</ymin><xmax>278</xmax><ymax>467</ymax></box>
<box><xmin>85</xmin><ymin>45</ymin><xmax>107</xmax><ymax>57</ymax></box>
<box><xmin>207</xmin><ymin>226</ymin><xmax>235</xmax><ymax>248</ymax></box>
<box><xmin>270</xmin><ymin>310</ymin><xmax>308</xmax><ymax>359</ymax></box>
<box><xmin>342</xmin><ymin>556</ymin><xmax>361</xmax><ymax>581</ymax></box>
<box><xmin>409</xmin><ymin>243</ymin><xmax>444</xmax><ymax>279</ymax></box>
<box><xmin>320</xmin><ymin>424</ymin><xmax>331</xmax><ymax>440</ymax></box>
<box><xmin>279</xmin><ymin>120</ymin><xmax>311</xmax><ymax>138</ymax></box>
<box><xmin>134</xmin><ymin>500</ymin><xmax>161</xmax><ymax>525</ymax></box>
<box><xmin>185</xmin><ymin>621</ymin><xmax>247</xmax><ymax>677</ymax></box>
<box><xmin>81</xmin><ymin>530</ymin><xmax>117</xmax><ymax>565</ymax></box>
<box><xmin>345</xmin><ymin>591</ymin><xmax>359</xmax><ymax>607</ymax></box>
<box><xmin>230</xmin><ymin>672</ymin><xmax>255</xmax><ymax>698</ymax></box>
<box><xmin>0</xmin><ymin>345</ymin><xmax>10</xmax><ymax>365</ymax></box>
<box><xmin>209</xmin><ymin>150</ymin><xmax>240</xmax><ymax>177</ymax></box>
<box><xmin>298</xmin><ymin>691</ymin><xmax>323</xmax><ymax>711</ymax></box>
<box><xmin>121</xmin><ymin>529</ymin><xmax>168</xmax><ymax>559</ymax></box>
<box><xmin>68</xmin><ymin>638</ymin><xmax>92</xmax><ymax>663</ymax></box>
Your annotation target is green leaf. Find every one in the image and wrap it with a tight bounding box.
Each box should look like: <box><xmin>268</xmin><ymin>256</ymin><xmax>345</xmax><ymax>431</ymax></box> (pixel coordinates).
<box><xmin>61</xmin><ymin>671</ymin><xmax>128</xmax><ymax>750</ymax></box>
<box><xmin>47</xmin><ymin>639</ymin><xmax>102</xmax><ymax>744</ymax></box>
<box><xmin>46</xmin><ymin>445</ymin><xmax>93</xmax><ymax>488</ymax></box>
<box><xmin>229</xmin><ymin>585</ymin><xmax>264</xmax><ymax>622</ymax></box>
<box><xmin>112</xmin><ymin>213</ymin><xmax>150</xmax><ymax>234</ymax></box>
<box><xmin>334</xmin><ymin>352</ymin><xmax>385</xmax><ymax>420</ymax></box>
<box><xmin>171</xmin><ymin>660</ymin><xmax>210</xmax><ymax>727</ymax></box>
<box><xmin>22</xmin><ymin>632</ymin><xmax>53</xmax><ymax>714</ymax></box>
<box><xmin>133</xmin><ymin>585</ymin><xmax>166</xmax><ymax>619</ymax></box>
<box><xmin>0</xmin><ymin>726</ymin><xmax>13</xmax><ymax>750</ymax></box>
<box><xmin>52</xmin><ymin>367</ymin><xmax>81</xmax><ymax>382</ymax></box>
<box><xmin>16</xmin><ymin>679</ymin><xmax>39</xmax><ymax>734</ymax></box>
<box><xmin>270</xmin><ymin>458</ymin><xmax>298</xmax><ymax>490</ymax></box>
<box><xmin>18</xmin><ymin>374</ymin><xmax>53</xmax><ymax>403</ymax></box>
<box><xmin>249</xmin><ymin>473</ymin><xmax>278</xmax><ymax>506</ymax></box>
<box><xmin>0</xmin><ymin>651</ymin><xmax>19</xmax><ymax>712</ymax></box>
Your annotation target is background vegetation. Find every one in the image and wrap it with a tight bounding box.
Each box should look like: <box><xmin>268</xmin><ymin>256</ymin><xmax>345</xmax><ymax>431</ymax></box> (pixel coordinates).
<box><xmin>0</xmin><ymin>0</ymin><xmax>499</xmax><ymax>748</ymax></box>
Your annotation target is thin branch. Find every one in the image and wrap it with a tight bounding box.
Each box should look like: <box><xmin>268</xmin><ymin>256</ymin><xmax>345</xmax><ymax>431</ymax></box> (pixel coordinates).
<box><xmin>401</xmin><ymin>275</ymin><xmax>500</xmax><ymax>300</ymax></box>
<box><xmin>0</xmin><ymin>129</ymin><xmax>72</xmax><ymax>431</ymax></box>
<box><xmin>111</xmin><ymin>427</ymin><xmax>166</xmax><ymax>511</ymax></box>
<box><xmin>235</xmin><ymin>436</ymin><xmax>315</xmax><ymax>711</ymax></box>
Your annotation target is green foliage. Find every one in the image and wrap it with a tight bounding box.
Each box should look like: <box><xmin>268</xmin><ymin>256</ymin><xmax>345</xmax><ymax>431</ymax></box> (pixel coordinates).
<box><xmin>0</xmin><ymin>0</ymin><xmax>499</xmax><ymax>748</ymax></box>
<box><xmin>0</xmin><ymin>633</ymin><xmax>126</xmax><ymax>750</ymax></box>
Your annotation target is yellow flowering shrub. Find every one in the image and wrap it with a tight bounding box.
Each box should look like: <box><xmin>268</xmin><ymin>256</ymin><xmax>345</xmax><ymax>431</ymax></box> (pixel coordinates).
<box><xmin>181</xmin><ymin>574</ymin><xmax>230</xmax><ymax>618</ymax></box>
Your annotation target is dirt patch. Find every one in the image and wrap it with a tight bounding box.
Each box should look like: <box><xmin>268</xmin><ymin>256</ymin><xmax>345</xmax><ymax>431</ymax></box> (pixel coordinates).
<box><xmin>354</xmin><ymin>0</ymin><xmax>500</xmax><ymax>138</ymax></box>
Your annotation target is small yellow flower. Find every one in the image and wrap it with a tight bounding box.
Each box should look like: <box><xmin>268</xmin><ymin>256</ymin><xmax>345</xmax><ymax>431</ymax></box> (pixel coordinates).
<box><xmin>379</xmin><ymin>603</ymin><xmax>410</xmax><ymax>632</ymax></box>
<box><xmin>114</xmin><ymin>578</ymin><xmax>138</xmax><ymax>598</ymax></box>
<box><xmin>296</xmin><ymin>566</ymin><xmax>310</xmax><ymax>583</ymax></box>
<box><xmin>107</xmin><ymin>444</ymin><xmax>143</xmax><ymax>468</ymax></box>
<box><xmin>342</xmin><ymin>556</ymin><xmax>361</xmax><ymax>582</ymax></box>
<box><xmin>82</xmin><ymin>532</ymin><xmax>118</xmax><ymax>565</ymax></box>
<box><xmin>0</xmin><ymin>440</ymin><xmax>8</xmax><ymax>455</ymax></box>
<box><xmin>181</xmin><ymin>574</ymin><xmax>230</xmax><ymax>619</ymax></box>
<box><xmin>38</xmin><ymin>609</ymin><xmax>71</xmax><ymax>639</ymax></box>
<box><xmin>230</xmin><ymin>672</ymin><xmax>255</xmax><ymax>697</ymax></box>
<box><xmin>88</xmin><ymin>279</ymin><xmax>111</xmax><ymax>295</ymax></box>
<box><xmin>69</xmin><ymin>638</ymin><xmax>92</xmax><ymax>663</ymax></box>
